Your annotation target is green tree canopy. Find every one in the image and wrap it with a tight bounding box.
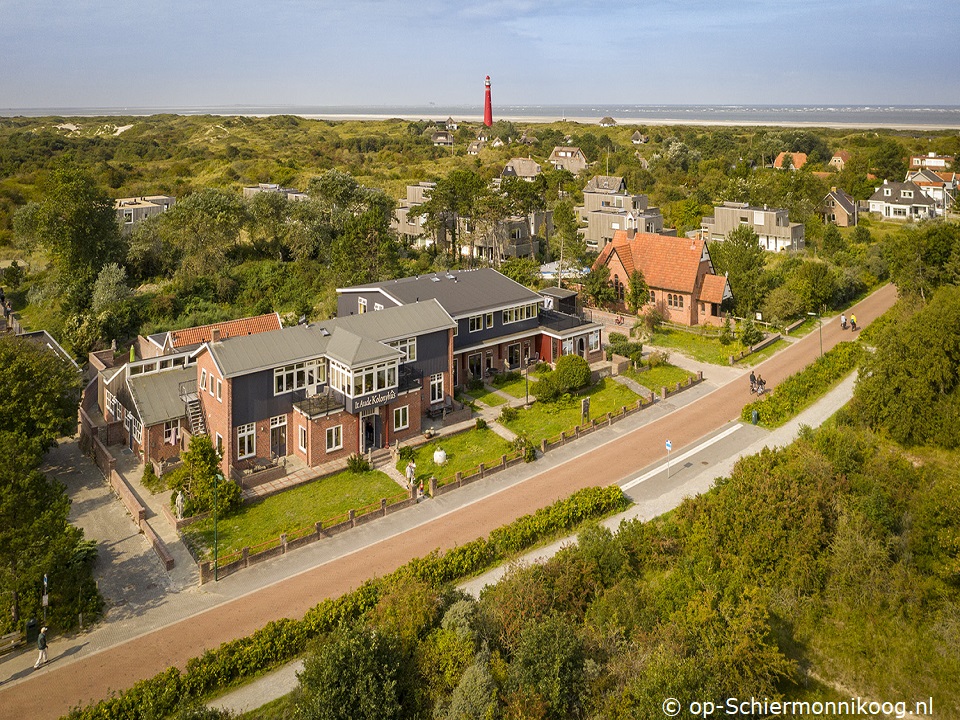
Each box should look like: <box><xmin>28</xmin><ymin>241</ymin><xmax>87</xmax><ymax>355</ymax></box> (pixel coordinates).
<box><xmin>12</xmin><ymin>164</ymin><xmax>125</xmax><ymax>307</ymax></box>
<box><xmin>710</xmin><ymin>225</ymin><xmax>768</xmax><ymax>314</ymax></box>
<box><xmin>625</xmin><ymin>270</ymin><xmax>648</xmax><ymax>314</ymax></box>
<box><xmin>0</xmin><ymin>335</ymin><xmax>81</xmax><ymax>450</ymax></box>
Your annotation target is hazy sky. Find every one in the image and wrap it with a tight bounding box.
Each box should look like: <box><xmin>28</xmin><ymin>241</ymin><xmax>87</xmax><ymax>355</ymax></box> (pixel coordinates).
<box><xmin>1</xmin><ymin>0</ymin><xmax>958</xmax><ymax>109</ymax></box>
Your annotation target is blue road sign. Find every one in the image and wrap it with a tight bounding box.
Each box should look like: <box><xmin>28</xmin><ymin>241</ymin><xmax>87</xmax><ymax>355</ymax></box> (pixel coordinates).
<box><xmin>665</xmin><ymin>440</ymin><xmax>672</xmax><ymax>451</ymax></box>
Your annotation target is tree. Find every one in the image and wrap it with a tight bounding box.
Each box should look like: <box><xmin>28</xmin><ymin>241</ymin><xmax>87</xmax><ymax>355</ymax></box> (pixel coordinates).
<box><xmin>625</xmin><ymin>270</ymin><xmax>648</xmax><ymax>314</ymax></box>
<box><xmin>549</xmin><ymin>200</ymin><xmax>586</xmax><ymax>280</ymax></box>
<box><xmin>247</xmin><ymin>190</ymin><xmax>292</xmax><ymax>259</ymax></box>
<box><xmin>445</xmin><ymin>649</ymin><xmax>499</xmax><ymax>720</ymax></box>
<box><xmin>710</xmin><ymin>226</ymin><xmax>767</xmax><ymax>315</ymax></box>
<box><xmin>411</xmin><ymin>169</ymin><xmax>487</xmax><ymax>260</ymax></box>
<box><xmin>821</xmin><ymin>224</ymin><xmax>844</xmax><ymax>258</ymax></box>
<box><xmin>158</xmin><ymin>188</ymin><xmax>247</xmax><ymax>279</ymax></box>
<box><xmin>883</xmin><ymin>222</ymin><xmax>960</xmax><ymax>300</ymax></box>
<box><xmin>872</xmin><ymin>139</ymin><xmax>907</xmax><ymax>180</ymax></box>
<box><xmin>0</xmin><ymin>336</ymin><xmax>81</xmax><ymax>450</ymax></box>
<box><xmin>583</xmin><ymin>265</ymin><xmax>616</xmax><ymax>308</ymax></box>
<box><xmin>296</xmin><ymin>626</ymin><xmax>404</xmax><ymax>720</ymax></box>
<box><xmin>508</xmin><ymin>614</ymin><xmax>585</xmax><ymax>720</ymax></box>
<box><xmin>0</xmin><ymin>432</ymin><xmax>101</xmax><ymax>633</ymax></box>
<box><xmin>852</xmin><ymin>285</ymin><xmax>960</xmax><ymax>448</ymax></box>
<box><xmin>167</xmin><ymin>435</ymin><xmax>239</xmax><ymax>516</ymax></box>
<box><xmin>91</xmin><ymin>262</ymin><xmax>132</xmax><ymax>316</ymax></box>
<box><xmin>762</xmin><ymin>285</ymin><xmax>804</xmax><ymax>326</ymax></box>
<box><xmin>787</xmin><ymin>260</ymin><xmax>838</xmax><ymax>312</ymax></box>
<box><xmin>12</xmin><ymin>165</ymin><xmax>125</xmax><ymax>308</ymax></box>
<box><xmin>498</xmin><ymin>257</ymin><xmax>540</xmax><ymax>288</ymax></box>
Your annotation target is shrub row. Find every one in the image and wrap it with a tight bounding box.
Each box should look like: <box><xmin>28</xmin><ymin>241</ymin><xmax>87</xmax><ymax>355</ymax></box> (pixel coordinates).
<box><xmin>741</xmin><ymin>341</ymin><xmax>865</xmax><ymax>427</ymax></box>
<box><xmin>65</xmin><ymin>485</ymin><xmax>629</xmax><ymax>720</ymax></box>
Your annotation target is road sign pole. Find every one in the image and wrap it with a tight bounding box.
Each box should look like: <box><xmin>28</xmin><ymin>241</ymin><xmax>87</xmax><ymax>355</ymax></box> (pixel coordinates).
<box><xmin>665</xmin><ymin>440</ymin><xmax>672</xmax><ymax>478</ymax></box>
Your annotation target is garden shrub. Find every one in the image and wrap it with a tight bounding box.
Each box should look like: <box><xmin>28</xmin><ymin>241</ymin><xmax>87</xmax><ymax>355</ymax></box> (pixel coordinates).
<box><xmin>491</xmin><ymin>371</ymin><xmax>521</xmax><ymax>388</ymax></box>
<box><xmin>740</xmin><ymin>317</ymin><xmax>764</xmax><ymax>347</ymax></box>
<box><xmin>167</xmin><ymin>436</ymin><xmax>240</xmax><ymax>517</ymax></box>
<box><xmin>646</xmin><ymin>350</ymin><xmax>669</xmax><ymax>368</ymax></box>
<box><xmin>608</xmin><ymin>332</ymin><xmax>628</xmax><ymax>345</ymax></box>
<box><xmin>398</xmin><ymin>446</ymin><xmax>416</xmax><ymax>463</ymax></box>
<box><xmin>347</xmin><ymin>453</ymin><xmax>371</xmax><ymax>473</ymax></box>
<box><xmin>142</xmin><ymin>462</ymin><xmax>163</xmax><ymax>494</ymax></box>
<box><xmin>553</xmin><ymin>355</ymin><xmax>591</xmax><ymax>393</ymax></box>
<box><xmin>512</xmin><ymin>435</ymin><xmax>537</xmax><ymax>463</ymax></box>
<box><xmin>475</xmin><ymin>418</ymin><xmax>488</xmax><ymax>431</ymax></box>
<box><xmin>498</xmin><ymin>405</ymin><xmax>519</xmax><ymax>423</ymax></box>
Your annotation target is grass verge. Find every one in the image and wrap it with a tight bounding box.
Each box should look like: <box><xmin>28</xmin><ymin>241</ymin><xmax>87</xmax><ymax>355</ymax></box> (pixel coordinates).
<box><xmin>183</xmin><ymin>469</ymin><xmax>401</xmax><ymax>560</ymax></box>
<box><xmin>621</xmin><ymin>363</ymin><xmax>694</xmax><ymax>392</ymax></box>
<box><xmin>397</xmin><ymin>427</ymin><xmax>514</xmax><ymax>484</ymax></box>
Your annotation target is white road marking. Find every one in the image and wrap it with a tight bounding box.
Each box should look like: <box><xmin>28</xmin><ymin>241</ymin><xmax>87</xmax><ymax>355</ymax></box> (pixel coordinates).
<box><xmin>621</xmin><ymin>423</ymin><xmax>743</xmax><ymax>490</ymax></box>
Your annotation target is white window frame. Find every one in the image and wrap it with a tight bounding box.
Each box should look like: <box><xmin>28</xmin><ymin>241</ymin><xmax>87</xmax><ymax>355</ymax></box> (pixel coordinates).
<box><xmin>374</xmin><ymin>303</ymin><xmax>383</xmax><ymax>311</ymax></box>
<box><xmin>298</xmin><ymin>425</ymin><xmax>307</xmax><ymax>453</ymax></box>
<box><xmin>589</xmin><ymin>330</ymin><xmax>600</xmax><ymax>352</ymax></box>
<box><xmin>430</xmin><ymin>373</ymin><xmax>443</xmax><ymax>403</ymax></box>
<box><xmin>237</xmin><ymin>423</ymin><xmax>256</xmax><ymax>459</ymax></box>
<box><xmin>485</xmin><ymin>312</ymin><xmax>494</xmax><ymax>328</ymax></box>
<box><xmin>469</xmin><ymin>315</ymin><xmax>482</xmax><ymax>332</ymax></box>
<box><xmin>393</xmin><ymin>405</ymin><xmax>409</xmax><ymax>431</ymax></box>
<box><xmin>208</xmin><ymin>373</ymin><xmax>215</xmax><ymax>396</ymax></box>
<box><xmin>358</xmin><ymin>298</ymin><xmax>367</xmax><ymax>314</ymax></box>
<box><xmin>270</xmin><ymin>414</ymin><xmax>287</xmax><ymax>429</ymax></box>
<box><xmin>164</xmin><ymin>419</ymin><xmax>179</xmax><ymax>445</ymax></box>
<box><xmin>274</xmin><ymin>360</ymin><xmax>321</xmax><ymax>396</ymax></box>
<box><xmin>326</xmin><ymin>425</ymin><xmax>343</xmax><ymax>453</ymax></box>
<box><xmin>200</xmin><ymin>369</ymin><xmax>207</xmax><ymax>390</ymax></box>
<box><xmin>388</xmin><ymin>337</ymin><xmax>417</xmax><ymax>363</ymax></box>
<box><xmin>216</xmin><ymin>433</ymin><xmax>223</xmax><ymax>455</ymax></box>
<box><xmin>216</xmin><ymin>379</ymin><xmax>222</xmax><ymax>401</ymax></box>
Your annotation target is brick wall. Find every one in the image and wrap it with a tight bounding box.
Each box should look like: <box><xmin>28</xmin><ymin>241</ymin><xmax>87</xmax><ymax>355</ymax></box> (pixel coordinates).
<box><xmin>196</xmin><ymin>351</ymin><xmax>231</xmax><ymax>475</ymax></box>
<box><xmin>307</xmin><ymin>410</ymin><xmax>360</xmax><ymax>466</ymax></box>
<box><xmin>143</xmin><ymin>422</ymin><xmax>181</xmax><ymax>467</ymax></box>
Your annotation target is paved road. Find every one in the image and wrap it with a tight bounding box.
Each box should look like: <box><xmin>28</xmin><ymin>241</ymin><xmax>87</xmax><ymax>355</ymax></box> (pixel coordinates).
<box><xmin>0</xmin><ymin>284</ymin><xmax>896</xmax><ymax>719</ymax></box>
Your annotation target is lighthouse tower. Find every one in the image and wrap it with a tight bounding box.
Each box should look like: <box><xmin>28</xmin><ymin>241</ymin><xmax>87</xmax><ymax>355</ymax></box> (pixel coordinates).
<box><xmin>483</xmin><ymin>75</ymin><xmax>493</xmax><ymax>127</ymax></box>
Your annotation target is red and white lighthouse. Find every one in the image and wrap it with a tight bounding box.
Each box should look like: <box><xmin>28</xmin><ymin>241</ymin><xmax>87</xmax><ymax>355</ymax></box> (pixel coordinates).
<box><xmin>483</xmin><ymin>75</ymin><xmax>493</xmax><ymax>127</ymax></box>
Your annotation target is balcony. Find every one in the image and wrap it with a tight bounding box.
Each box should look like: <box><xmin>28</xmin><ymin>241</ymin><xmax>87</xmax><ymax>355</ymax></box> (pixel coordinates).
<box><xmin>538</xmin><ymin>308</ymin><xmax>591</xmax><ymax>333</ymax></box>
<box><xmin>398</xmin><ymin>365</ymin><xmax>423</xmax><ymax>393</ymax></box>
<box><xmin>292</xmin><ymin>388</ymin><xmax>344</xmax><ymax>420</ymax></box>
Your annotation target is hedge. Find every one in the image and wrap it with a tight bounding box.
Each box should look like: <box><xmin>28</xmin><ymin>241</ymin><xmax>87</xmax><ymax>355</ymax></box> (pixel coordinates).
<box><xmin>64</xmin><ymin>486</ymin><xmax>629</xmax><ymax>720</ymax></box>
<box><xmin>741</xmin><ymin>341</ymin><xmax>865</xmax><ymax>428</ymax></box>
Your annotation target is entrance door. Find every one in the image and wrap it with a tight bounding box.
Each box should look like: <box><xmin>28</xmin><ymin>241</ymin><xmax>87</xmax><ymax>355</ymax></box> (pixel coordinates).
<box><xmin>270</xmin><ymin>424</ymin><xmax>286</xmax><ymax>458</ymax></box>
<box><xmin>577</xmin><ymin>337</ymin><xmax>586</xmax><ymax>357</ymax></box>
<box><xmin>361</xmin><ymin>411</ymin><xmax>381</xmax><ymax>452</ymax></box>
<box><xmin>468</xmin><ymin>353</ymin><xmax>482</xmax><ymax>379</ymax></box>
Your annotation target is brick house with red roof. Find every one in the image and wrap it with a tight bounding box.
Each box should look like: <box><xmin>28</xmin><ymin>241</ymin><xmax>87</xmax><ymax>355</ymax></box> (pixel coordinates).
<box><xmin>138</xmin><ymin>313</ymin><xmax>283</xmax><ymax>358</ymax></box>
<box><xmin>593</xmin><ymin>230</ymin><xmax>732</xmax><ymax>326</ymax></box>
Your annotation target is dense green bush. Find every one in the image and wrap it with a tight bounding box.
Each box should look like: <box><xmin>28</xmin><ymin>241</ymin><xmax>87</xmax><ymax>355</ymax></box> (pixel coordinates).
<box><xmin>475</xmin><ymin>418</ymin><xmax>488</xmax><ymax>431</ymax></box>
<box><xmin>491</xmin><ymin>370</ymin><xmax>521</xmax><ymax>388</ymax></box>
<box><xmin>346</xmin><ymin>453</ymin><xmax>371</xmax><ymax>473</ymax></box>
<box><xmin>741</xmin><ymin>341</ymin><xmax>865</xmax><ymax>427</ymax></box>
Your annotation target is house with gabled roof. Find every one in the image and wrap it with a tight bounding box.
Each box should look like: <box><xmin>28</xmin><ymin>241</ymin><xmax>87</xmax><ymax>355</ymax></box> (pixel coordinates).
<box><xmin>868</xmin><ymin>180</ymin><xmax>936</xmax><ymax>220</ymax></box>
<box><xmin>501</xmin><ymin>157</ymin><xmax>542</xmax><ymax>181</ymax></box>
<box><xmin>138</xmin><ymin>313</ymin><xmax>283</xmax><ymax>358</ymax></box>
<box><xmin>431</xmin><ymin>130</ymin><xmax>454</xmax><ymax>147</ymax></box>
<box><xmin>337</xmin><ymin>268</ymin><xmax>603</xmax><ymax>385</ymax></box>
<box><xmin>548</xmin><ymin>146</ymin><xmax>589</xmax><ymax>174</ymax></box>
<box><xmin>829</xmin><ymin>151</ymin><xmax>851</xmax><ymax>172</ymax></box>
<box><xmin>905</xmin><ymin>168</ymin><xmax>957</xmax><ymax>214</ymax></box>
<box><xmin>774</xmin><ymin>151</ymin><xmax>808</xmax><ymax>170</ymax></box>
<box><xmin>820</xmin><ymin>187</ymin><xmax>858</xmax><ymax>227</ymax></box>
<box><xmin>593</xmin><ymin>231</ymin><xmax>732</xmax><ymax>326</ymax></box>
<box><xmin>101</xmin><ymin>302</ymin><xmax>459</xmax><ymax>479</ymax></box>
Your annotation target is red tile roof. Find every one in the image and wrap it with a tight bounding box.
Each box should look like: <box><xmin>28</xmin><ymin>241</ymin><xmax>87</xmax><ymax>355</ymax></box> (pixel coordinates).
<box><xmin>774</xmin><ymin>151</ymin><xmax>808</xmax><ymax>169</ymax></box>
<box><xmin>169</xmin><ymin>313</ymin><xmax>282</xmax><ymax>348</ymax></box>
<box><xmin>698</xmin><ymin>274</ymin><xmax>729</xmax><ymax>304</ymax></box>
<box><xmin>595</xmin><ymin>231</ymin><xmax>705</xmax><ymax>294</ymax></box>
<box><xmin>832</xmin><ymin>151</ymin><xmax>851</xmax><ymax>162</ymax></box>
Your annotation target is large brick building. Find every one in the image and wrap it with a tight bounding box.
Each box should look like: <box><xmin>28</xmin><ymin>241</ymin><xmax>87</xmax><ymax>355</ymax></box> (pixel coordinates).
<box><xmin>593</xmin><ymin>230</ymin><xmax>732</xmax><ymax>326</ymax></box>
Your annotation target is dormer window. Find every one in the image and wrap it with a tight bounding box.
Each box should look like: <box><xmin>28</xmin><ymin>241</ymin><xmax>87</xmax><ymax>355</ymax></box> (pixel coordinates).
<box><xmin>884</xmin><ymin>188</ymin><xmax>891</xmax><ymax>197</ymax></box>
<box><xmin>902</xmin><ymin>190</ymin><xmax>913</xmax><ymax>198</ymax></box>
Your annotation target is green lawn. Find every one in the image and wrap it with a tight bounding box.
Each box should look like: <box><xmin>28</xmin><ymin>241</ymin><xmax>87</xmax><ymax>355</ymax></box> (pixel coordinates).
<box><xmin>183</xmin><ymin>469</ymin><xmax>400</xmax><ymax>560</ymax></box>
<box><xmin>622</xmin><ymin>363</ymin><xmax>695</xmax><ymax>392</ymax></box>
<box><xmin>743</xmin><ymin>338</ymin><xmax>790</xmax><ymax>366</ymax></box>
<box><xmin>466</xmin><ymin>384</ymin><xmax>508</xmax><ymax>407</ymax></box>
<box><xmin>397</xmin><ymin>427</ymin><xmax>514</xmax><ymax>484</ymax></box>
<box><xmin>648</xmin><ymin>326</ymin><xmax>749</xmax><ymax>365</ymax></box>
<box><xmin>503</xmin><ymin>378</ymin><xmax>641</xmax><ymax>445</ymax></box>
<box><xmin>492</xmin><ymin>373</ymin><xmax>540</xmax><ymax>400</ymax></box>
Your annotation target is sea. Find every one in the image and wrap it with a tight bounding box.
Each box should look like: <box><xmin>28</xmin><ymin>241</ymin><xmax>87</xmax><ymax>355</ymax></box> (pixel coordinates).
<box><xmin>4</xmin><ymin>104</ymin><xmax>960</xmax><ymax>129</ymax></box>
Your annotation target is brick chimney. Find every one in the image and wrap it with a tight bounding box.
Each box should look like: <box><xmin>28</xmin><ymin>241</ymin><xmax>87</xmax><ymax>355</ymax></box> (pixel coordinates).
<box><xmin>211</xmin><ymin>328</ymin><xmax>220</xmax><ymax>343</ymax></box>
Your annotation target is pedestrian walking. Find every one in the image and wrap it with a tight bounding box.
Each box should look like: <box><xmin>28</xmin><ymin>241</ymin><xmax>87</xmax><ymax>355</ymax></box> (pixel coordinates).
<box><xmin>405</xmin><ymin>460</ymin><xmax>416</xmax><ymax>490</ymax></box>
<box><xmin>34</xmin><ymin>626</ymin><xmax>48</xmax><ymax>668</ymax></box>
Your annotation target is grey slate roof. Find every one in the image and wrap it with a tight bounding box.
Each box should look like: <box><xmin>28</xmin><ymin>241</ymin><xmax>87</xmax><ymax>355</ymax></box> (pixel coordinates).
<box><xmin>127</xmin><ymin>367</ymin><xmax>193</xmax><ymax>426</ymax></box>
<box><xmin>341</xmin><ymin>268</ymin><xmax>542</xmax><ymax>317</ymax></box>
<box><xmin>320</xmin><ymin>298</ymin><xmax>455</xmax><ymax>342</ymax></box>
<box><xmin>540</xmin><ymin>286</ymin><xmax>578</xmax><ymax>300</ymax></box>
<box><xmin>826</xmin><ymin>188</ymin><xmax>856</xmax><ymax>215</ymax></box>
<box><xmin>325</xmin><ymin>330</ymin><xmax>400</xmax><ymax>367</ymax></box>
<box><xmin>869</xmin><ymin>181</ymin><xmax>935</xmax><ymax>205</ymax></box>
<box><xmin>204</xmin><ymin>300</ymin><xmax>455</xmax><ymax>378</ymax></box>
<box><xmin>584</xmin><ymin>175</ymin><xmax>626</xmax><ymax>194</ymax></box>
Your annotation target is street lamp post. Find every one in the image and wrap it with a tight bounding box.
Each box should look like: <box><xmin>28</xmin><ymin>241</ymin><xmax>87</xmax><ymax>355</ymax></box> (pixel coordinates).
<box><xmin>524</xmin><ymin>360</ymin><xmax>530</xmax><ymax>406</ymax></box>
<box><xmin>214</xmin><ymin>473</ymin><xmax>221</xmax><ymax>582</ymax></box>
<box><xmin>808</xmin><ymin>310</ymin><xmax>823</xmax><ymax>357</ymax></box>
